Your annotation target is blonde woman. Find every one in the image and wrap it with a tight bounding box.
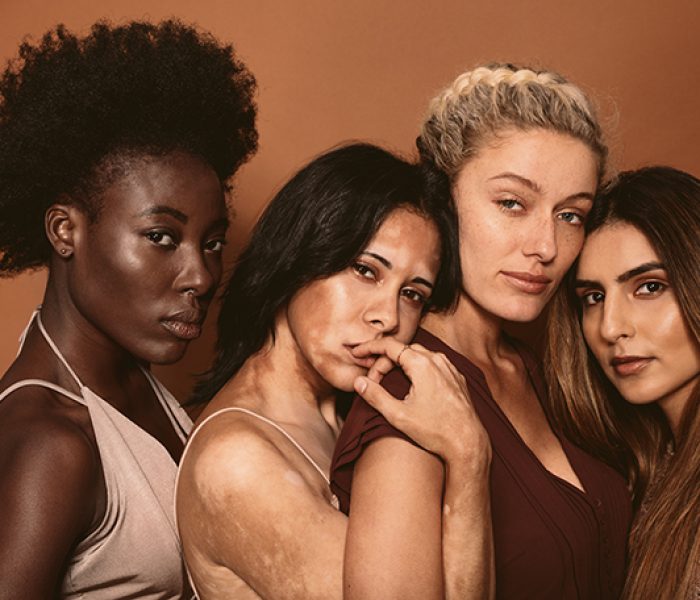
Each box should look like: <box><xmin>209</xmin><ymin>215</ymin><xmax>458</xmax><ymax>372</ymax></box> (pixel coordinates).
<box><xmin>333</xmin><ymin>64</ymin><xmax>632</xmax><ymax>599</ymax></box>
<box><xmin>546</xmin><ymin>166</ymin><xmax>700</xmax><ymax>599</ymax></box>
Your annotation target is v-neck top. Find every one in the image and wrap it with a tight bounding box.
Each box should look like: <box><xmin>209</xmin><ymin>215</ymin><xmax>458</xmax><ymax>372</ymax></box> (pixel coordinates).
<box><xmin>331</xmin><ymin>328</ymin><xmax>631</xmax><ymax>600</ymax></box>
<box><xmin>0</xmin><ymin>310</ymin><xmax>193</xmax><ymax>599</ymax></box>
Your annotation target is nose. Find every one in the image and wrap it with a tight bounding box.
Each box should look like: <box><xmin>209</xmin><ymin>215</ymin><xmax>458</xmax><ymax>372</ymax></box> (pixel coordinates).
<box><xmin>599</xmin><ymin>294</ymin><xmax>634</xmax><ymax>343</ymax></box>
<box><xmin>174</xmin><ymin>247</ymin><xmax>218</xmax><ymax>302</ymax></box>
<box><xmin>523</xmin><ymin>217</ymin><xmax>557</xmax><ymax>263</ymax></box>
<box><xmin>365</xmin><ymin>288</ymin><xmax>400</xmax><ymax>336</ymax></box>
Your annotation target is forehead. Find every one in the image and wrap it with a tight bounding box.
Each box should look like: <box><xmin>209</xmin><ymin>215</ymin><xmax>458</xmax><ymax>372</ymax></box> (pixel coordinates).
<box><xmin>96</xmin><ymin>152</ymin><xmax>225</xmax><ymax>220</ymax></box>
<box><xmin>455</xmin><ymin>128</ymin><xmax>598</xmax><ymax>195</ymax></box>
<box><xmin>366</xmin><ymin>208</ymin><xmax>440</xmax><ymax>268</ymax></box>
<box><xmin>577</xmin><ymin>223</ymin><xmax>659</xmax><ymax>277</ymax></box>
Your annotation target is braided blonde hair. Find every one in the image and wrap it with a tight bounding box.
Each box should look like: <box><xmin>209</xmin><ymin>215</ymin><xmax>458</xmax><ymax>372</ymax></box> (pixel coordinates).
<box><xmin>419</xmin><ymin>63</ymin><xmax>607</xmax><ymax>180</ymax></box>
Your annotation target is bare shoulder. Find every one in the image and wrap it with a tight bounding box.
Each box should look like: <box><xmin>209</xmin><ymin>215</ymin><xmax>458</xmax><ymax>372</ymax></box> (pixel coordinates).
<box><xmin>179</xmin><ymin>408</ymin><xmax>299</xmax><ymax>509</ymax></box>
<box><xmin>0</xmin><ymin>384</ymin><xmax>99</xmax><ymax>495</ymax></box>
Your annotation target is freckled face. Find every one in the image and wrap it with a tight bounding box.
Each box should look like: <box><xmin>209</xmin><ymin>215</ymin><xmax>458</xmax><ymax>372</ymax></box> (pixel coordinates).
<box><xmin>69</xmin><ymin>152</ymin><xmax>228</xmax><ymax>364</ymax></box>
<box><xmin>285</xmin><ymin>208</ymin><xmax>441</xmax><ymax>392</ymax></box>
<box><xmin>576</xmin><ymin>223</ymin><xmax>700</xmax><ymax>423</ymax></box>
<box><xmin>453</xmin><ymin>128</ymin><xmax>598</xmax><ymax>322</ymax></box>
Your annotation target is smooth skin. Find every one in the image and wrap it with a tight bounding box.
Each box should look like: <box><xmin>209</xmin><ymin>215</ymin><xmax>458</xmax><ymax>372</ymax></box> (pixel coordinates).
<box><xmin>345</xmin><ymin>128</ymin><xmax>599</xmax><ymax>599</ymax></box>
<box><xmin>176</xmin><ymin>208</ymin><xmax>483</xmax><ymax>599</ymax></box>
<box><xmin>576</xmin><ymin>222</ymin><xmax>700</xmax><ymax>436</ymax></box>
<box><xmin>0</xmin><ymin>151</ymin><xmax>226</xmax><ymax>599</ymax></box>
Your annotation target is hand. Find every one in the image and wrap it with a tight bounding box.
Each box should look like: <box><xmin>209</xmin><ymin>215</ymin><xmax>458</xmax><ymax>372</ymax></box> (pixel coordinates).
<box><xmin>352</xmin><ymin>338</ymin><xmax>490</xmax><ymax>467</ymax></box>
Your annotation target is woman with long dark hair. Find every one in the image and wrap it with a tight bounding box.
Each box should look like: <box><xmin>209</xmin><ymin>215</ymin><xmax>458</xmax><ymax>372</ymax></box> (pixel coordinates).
<box><xmin>546</xmin><ymin>166</ymin><xmax>700</xmax><ymax>599</ymax></box>
<box><xmin>175</xmin><ymin>143</ymin><xmax>488</xmax><ymax>599</ymax></box>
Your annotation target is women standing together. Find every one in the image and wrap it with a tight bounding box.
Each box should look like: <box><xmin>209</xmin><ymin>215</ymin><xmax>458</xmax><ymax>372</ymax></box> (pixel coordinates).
<box><xmin>0</xmin><ymin>16</ymin><xmax>697</xmax><ymax>599</ymax></box>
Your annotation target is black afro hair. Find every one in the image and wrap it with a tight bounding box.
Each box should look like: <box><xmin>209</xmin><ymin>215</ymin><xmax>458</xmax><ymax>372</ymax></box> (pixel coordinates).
<box><xmin>0</xmin><ymin>19</ymin><xmax>258</xmax><ymax>275</ymax></box>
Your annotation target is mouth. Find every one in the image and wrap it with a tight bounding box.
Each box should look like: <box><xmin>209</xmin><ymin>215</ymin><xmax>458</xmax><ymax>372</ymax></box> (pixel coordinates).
<box><xmin>161</xmin><ymin>310</ymin><xmax>205</xmax><ymax>341</ymax></box>
<box><xmin>610</xmin><ymin>356</ymin><xmax>653</xmax><ymax>377</ymax></box>
<box><xmin>344</xmin><ymin>343</ymin><xmax>377</xmax><ymax>369</ymax></box>
<box><xmin>501</xmin><ymin>271</ymin><xmax>553</xmax><ymax>295</ymax></box>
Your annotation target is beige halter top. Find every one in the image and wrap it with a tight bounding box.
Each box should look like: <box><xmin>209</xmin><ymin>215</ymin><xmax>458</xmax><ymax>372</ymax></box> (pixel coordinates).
<box><xmin>0</xmin><ymin>311</ymin><xmax>193</xmax><ymax>599</ymax></box>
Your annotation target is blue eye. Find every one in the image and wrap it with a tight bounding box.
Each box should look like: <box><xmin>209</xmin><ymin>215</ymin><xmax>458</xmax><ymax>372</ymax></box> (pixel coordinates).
<box><xmin>497</xmin><ymin>198</ymin><xmax>524</xmax><ymax>212</ymax></box>
<box><xmin>558</xmin><ymin>211</ymin><xmax>584</xmax><ymax>225</ymax></box>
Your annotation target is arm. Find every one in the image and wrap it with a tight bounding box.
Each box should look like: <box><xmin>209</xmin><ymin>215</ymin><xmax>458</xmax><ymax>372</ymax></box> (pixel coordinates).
<box><xmin>0</xmin><ymin>398</ymin><xmax>99</xmax><ymax>600</ymax></box>
<box><xmin>345</xmin><ymin>339</ymin><xmax>494</xmax><ymax>600</ymax></box>
<box><xmin>176</xmin><ymin>415</ymin><xmax>348</xmax><ymax>600</ymax></box>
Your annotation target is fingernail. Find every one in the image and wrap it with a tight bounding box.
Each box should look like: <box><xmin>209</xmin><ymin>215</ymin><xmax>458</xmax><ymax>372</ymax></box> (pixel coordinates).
<box><xmin>354</xmin><ymin>377</ymin><xmax>367</xmax><ymax>394</ymax></box>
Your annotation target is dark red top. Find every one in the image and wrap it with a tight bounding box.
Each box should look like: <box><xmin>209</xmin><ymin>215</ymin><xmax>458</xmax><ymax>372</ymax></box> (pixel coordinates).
<box><xmin>331</xmin><ymin>328</ymin><xmax>631</xmax><ymax>600</ymax></box>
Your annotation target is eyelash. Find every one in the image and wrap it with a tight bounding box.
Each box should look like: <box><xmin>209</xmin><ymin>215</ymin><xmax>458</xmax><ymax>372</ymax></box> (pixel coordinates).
<box><xmin>352</xmin><ymin>262</ymin><xmax>429</xmax><ymax>306</ymax></box>
<box><xmin>146</xmin><ymin>231</ymin><xmax>227</xmax><ymax>253</ymax></box>
<box><xmin>636</xmin><ymin>281</ymin><xmax>667</xmax><ymax>296</ymax></box>
<box><xmin>352</xmin><ymin>262</ymin><xmax>377</xmax><ymax>280</ymax></box>
<box><xmin>146</xmin><ymin>230</ymin><xmax>177</xmax><ymax>247</ymax></box>
<box><xmin>579</xmin><ymin>280</ymin><xmax>668</xmax><ymax>307</ymax></box>
<box><xmin>497</xmin><ymin>198</ymin><xmax>586</xmax><ymax>227</ymax></box>
<box><xmin>558</xmin><ymin>211</ymin><xmax>585</xmax><ymax>226</ymax></box>
<box><xmin>497</xmin><ymin>198</ymin><xmax>524</xmax><ymax>213</ymax></box>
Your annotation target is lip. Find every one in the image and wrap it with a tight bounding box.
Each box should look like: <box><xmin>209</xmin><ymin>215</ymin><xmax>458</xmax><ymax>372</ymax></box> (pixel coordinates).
<box><xmin>610</xmin><ymin>355</ymin><xmax>653</xmax><ymax>377</ymax></box>
<box><xmin>161</xmin><ymin>310</ymin><xmax>205</xmax><ymax>341</ymax></box>
<box><xmin>344</xmin><ymin>343</ymin><xmax>376</xmax><ymax>369</ymax></box>
<box><xmin>501</xmin><ymin>271</ymin><xmax>553</xmax><ymax>295</ymax></box>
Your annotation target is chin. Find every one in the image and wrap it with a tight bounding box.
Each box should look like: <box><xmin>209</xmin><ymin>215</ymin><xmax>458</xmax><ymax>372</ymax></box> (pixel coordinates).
<box><xmin>495</xmin><ymin>299</ymin><xmax>548</xmax><ymax>323</ymax></box>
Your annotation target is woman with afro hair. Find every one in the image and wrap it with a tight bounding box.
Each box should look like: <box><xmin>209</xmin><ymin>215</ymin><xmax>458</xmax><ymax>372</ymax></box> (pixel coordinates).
<box><xmin>0</xmin><ymin>20</ymin><xmax>257</xmax><ymax>599</ymax></box>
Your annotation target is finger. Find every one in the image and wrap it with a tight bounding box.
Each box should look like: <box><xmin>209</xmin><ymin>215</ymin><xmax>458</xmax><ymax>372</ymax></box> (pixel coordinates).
<box><xmin>366</xmin><ymin>356</ymin><xmax>394</xmax><ymax>383</ymax></box>
<box><xmin>352</xmin><ymin>337</ymin><xmax>412</xmax><ymax>362</ymax></box>
<box><xmin>354</xmin><ymin>377</ymin><xmax>406</xmax><ymax>428</ymax></box>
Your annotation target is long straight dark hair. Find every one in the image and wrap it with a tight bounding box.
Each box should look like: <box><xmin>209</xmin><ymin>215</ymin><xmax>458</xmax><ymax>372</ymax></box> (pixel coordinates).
<box><xmin>546</xmin><ymin>166</ymin><xmax>700</xmax><ymax>599</ymax></box>
<box><xmin>192</xmin><ymin>143</ymin><xmax>461</xmax><ymax>405</ymax></box>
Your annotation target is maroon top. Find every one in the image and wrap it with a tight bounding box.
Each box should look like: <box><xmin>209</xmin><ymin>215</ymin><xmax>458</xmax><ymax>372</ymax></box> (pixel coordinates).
<box><xmin>331</xmin><ymin>328</ymin><xmax>631</xmax><ymax>600</ymax></box>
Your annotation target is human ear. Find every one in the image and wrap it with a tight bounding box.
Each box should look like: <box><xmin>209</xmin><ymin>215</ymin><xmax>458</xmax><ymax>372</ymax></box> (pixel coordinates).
<box><xmin>45</xmin><ymin>200</ymin><xmax>85</xmax><ymax>259</ymax></box>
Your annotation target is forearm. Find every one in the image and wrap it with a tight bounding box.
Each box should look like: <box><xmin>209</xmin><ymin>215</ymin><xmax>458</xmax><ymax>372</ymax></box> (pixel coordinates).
<box><xmin>442</xmin><ymin>454</ymin><xmax>494</xmax><ymax>600</ymax></box>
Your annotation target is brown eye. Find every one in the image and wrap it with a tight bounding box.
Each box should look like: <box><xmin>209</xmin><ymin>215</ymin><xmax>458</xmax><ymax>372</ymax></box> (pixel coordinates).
<box><xmin>352</xmin><ymin>262</ymin><xmax>376</xmax><ymax>280</ymax></box>
<box><xmin>146</xmin><ymin>230</ymin><xmax>176</xmax><ymax>247</ymax></box>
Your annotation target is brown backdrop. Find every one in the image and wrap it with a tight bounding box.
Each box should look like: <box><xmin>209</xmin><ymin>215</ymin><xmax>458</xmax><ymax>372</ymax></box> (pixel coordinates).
<box><xmin>1</xmin><ymin>0</ymin><xmax>698</xmax><ymax>399</ymax></box>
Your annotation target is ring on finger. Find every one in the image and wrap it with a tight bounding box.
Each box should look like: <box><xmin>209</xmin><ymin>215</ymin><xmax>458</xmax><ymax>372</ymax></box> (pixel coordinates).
<box><xmin>396</xmin><ymin>344</ymin><xmax>410</xmax><ymax>365</ymax></box>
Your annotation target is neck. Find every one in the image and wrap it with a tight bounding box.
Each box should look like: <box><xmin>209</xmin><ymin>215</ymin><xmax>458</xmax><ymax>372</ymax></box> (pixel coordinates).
<box><xmin>423</xmin><ymin>291</ymin><xmax>509</xmax><ymax>365</ymax></box>
<box><xmin>36</xmin><ymin>274</ymin><xmax>143</xmax><ymax>392</ymax></box>
<box><xmin>214</xmin><ymin>312</ymin><xmax>340</xmax><ymax>436</ymax></box>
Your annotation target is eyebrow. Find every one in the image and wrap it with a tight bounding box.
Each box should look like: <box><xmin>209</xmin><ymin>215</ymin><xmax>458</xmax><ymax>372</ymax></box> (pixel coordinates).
<box><xmin>137</xmin><ymin>205</ymin><xmax>189</xmax><ymax>223</ymax></box>
<box><xmin>489</xmin><ymin>172</ymin><xmax>595</xmax><ymax>203</ymax></box>
<box><xmin>361</xmin><ymin>251</ymin><xmax>434</xmax><ymax>289</ymax></box>
<box><xmin>575</xmin><ymin>261</ymin><xmax>666</xmax><ymax>288</ymax></box>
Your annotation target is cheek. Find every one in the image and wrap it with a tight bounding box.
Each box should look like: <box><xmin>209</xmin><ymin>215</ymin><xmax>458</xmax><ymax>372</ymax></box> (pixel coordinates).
<box><xmin>554</xmin><ymin>228</ymin><xmax>585</xmax><ymax>273</ymax></box>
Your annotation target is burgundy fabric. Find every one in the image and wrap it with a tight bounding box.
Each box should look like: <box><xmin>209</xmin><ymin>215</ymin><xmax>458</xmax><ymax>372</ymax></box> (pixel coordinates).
<box><xmin>331</xmin><ymin>328</ymin><xmax>631</xmax><ymax>600</ymax></box>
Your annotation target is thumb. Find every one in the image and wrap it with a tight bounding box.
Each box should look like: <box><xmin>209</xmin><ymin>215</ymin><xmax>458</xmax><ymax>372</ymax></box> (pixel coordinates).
<box><xmin>354</xmin><ymin>376</ymin><xmax>405</xmax><ymax>429</ymax></box>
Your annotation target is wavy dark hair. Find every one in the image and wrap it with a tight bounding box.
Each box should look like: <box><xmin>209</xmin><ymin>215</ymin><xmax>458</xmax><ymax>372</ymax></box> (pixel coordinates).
<box><xmin>192</xmin><ymin>143</ymin><xmax>461</xmax><ymax>405</ymax></box>
<box><xmin>0</xmin><ymin>19</ymin><xmax>257</xmax><ymax>275</ymax></box>
<box><xmin>546</xmin><ymin>166</ymin><xmax>700</xmax><ymax>600</ymax></box>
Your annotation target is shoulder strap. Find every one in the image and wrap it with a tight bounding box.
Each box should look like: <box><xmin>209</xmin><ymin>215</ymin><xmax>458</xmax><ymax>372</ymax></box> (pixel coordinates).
<box><xmin>195</xmin><ymin>407</ymin><xmax>331</xmax><ymax>485</ymax></box>
<box><xmin>35</xmin><ymin>312</ymin><xmax>85</xmax><ymax>389</ymax></box>
<box><xmin>0</xmin><ymin>379</ymin><xmax>87</xmax><ymax>406</ymax></box>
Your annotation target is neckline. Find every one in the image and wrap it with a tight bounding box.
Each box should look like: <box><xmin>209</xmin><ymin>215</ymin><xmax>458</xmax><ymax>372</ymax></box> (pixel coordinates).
<box><xmin>28</xmin><ymin>308</ymin><xmax>189</xmax><ymax>454</ymax></box>
<box><xmin>416</xmin><ymin>327</ymin><xmax>588</xmax><ymax>497</ymax></box>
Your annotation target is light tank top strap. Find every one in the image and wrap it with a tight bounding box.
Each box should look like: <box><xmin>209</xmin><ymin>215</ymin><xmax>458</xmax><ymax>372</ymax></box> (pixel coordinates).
<box><xmin>35</xmin><ymin>311</ymin><xmax>85</xmax><ymax>389</ymax></box>
<box><xmin>0</xmin><ymin>378</ymin><xmax>87</xmax><ymax>406</ymax></box>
